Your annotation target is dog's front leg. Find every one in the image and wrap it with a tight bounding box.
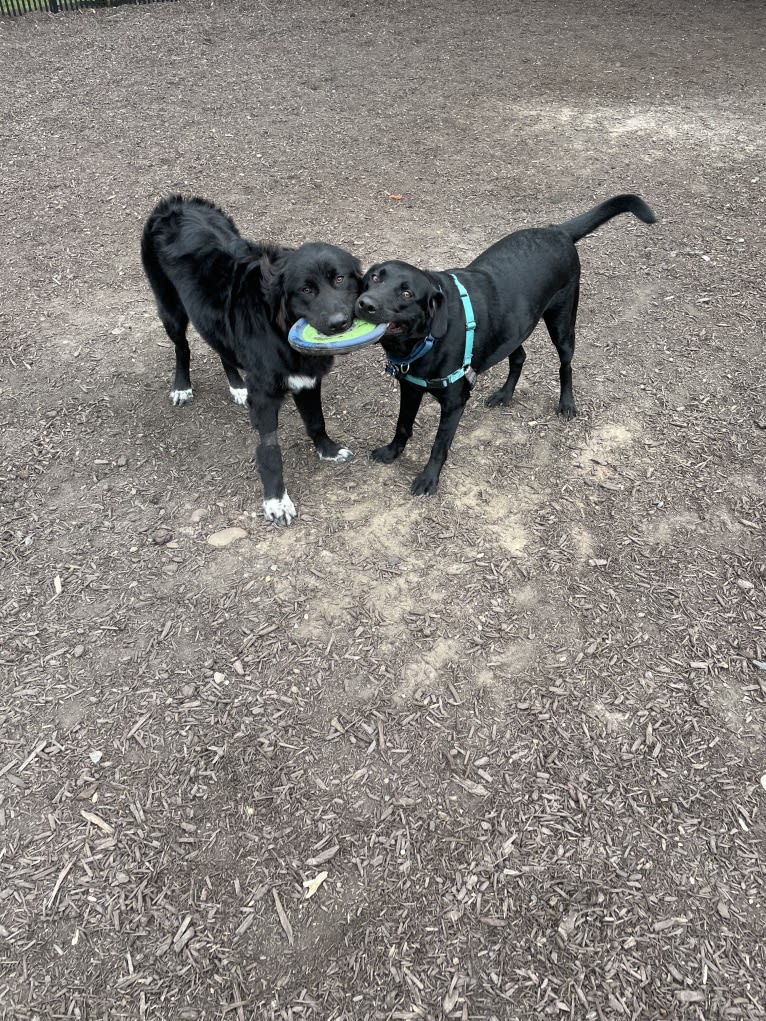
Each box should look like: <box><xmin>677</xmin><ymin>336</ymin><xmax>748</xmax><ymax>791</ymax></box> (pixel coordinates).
<box><xmin>292</xmin><ymin>383</ymin><xmax>353</xmax><ymax>464</ymax></box>
<box><xmin>372</xmin><ymin>382</ymin><xmax>424</xmax><ymax>464</ymax></box>
<box><xmin>411</xmin><ymin>392</ymin><xmax>469</xmax><ymax>496</ymax></box>
<box><xmin>248</xmin><ymin>393</ymin><xmax>295</xmax><ymax>526</ymax></box>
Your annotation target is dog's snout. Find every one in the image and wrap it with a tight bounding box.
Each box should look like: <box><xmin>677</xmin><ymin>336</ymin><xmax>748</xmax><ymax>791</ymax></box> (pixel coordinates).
<box><xmin>357</xmin><ymin>295</ymin><xmax>377</xmax><ymax>317</ymax></box>
<box><xmin>326</xmin><ymin>312</ymin><xmax>352</xmax><ymax>334</ymax></box>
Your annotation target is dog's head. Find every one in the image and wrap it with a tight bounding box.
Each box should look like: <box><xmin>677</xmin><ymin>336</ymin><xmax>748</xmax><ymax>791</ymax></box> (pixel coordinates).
<box><xmin>355</xmin><ymin>261</ymin><xmax>447</xmax><ymax>352</ymax></box>
<box><xmin>265</xmin><ymin>243</ymin><xmax>362</xmax><ymax>336</ymax></box>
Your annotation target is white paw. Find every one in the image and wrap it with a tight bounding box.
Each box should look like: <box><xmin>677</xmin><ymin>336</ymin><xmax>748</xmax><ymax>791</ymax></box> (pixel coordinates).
<box><xmin>229</xmin><ymin>386</ymin><xmax>248</xmax><ymax>405</ymax></box>
<box><xmin>170</xmin><ymin>388</ymin><xmax>193</xmax><ymax>406</ymax></box>
<box><xmin>319</xmin><ymin>447</ymin><xmax>354</xmax><ymax>464</ymax></box>
<box><xmin>286</xmin><ymin>375</ymin><xmax>317</xmax><ymax>392</ymax></box>
<box><xmin>263</xmin><ymin>492</ymin><xmax>296</xmax><ymax>526</ymax></box>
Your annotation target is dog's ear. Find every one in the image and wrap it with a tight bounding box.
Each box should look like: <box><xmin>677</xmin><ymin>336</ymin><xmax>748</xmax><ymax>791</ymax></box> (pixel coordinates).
<box><xmin>260</xmin><ymin>249</ymin><xmax>291</xmax><ymax>332</ymax></box>
<box><xmin>350</xmin><ymin>255</ymin><xmax>363</xmax><ymax>282</ymax></box>
<box><xmin>429</xmin><ymin>289</ymin><xmax>449</xmax><ymax>338</ymax></box>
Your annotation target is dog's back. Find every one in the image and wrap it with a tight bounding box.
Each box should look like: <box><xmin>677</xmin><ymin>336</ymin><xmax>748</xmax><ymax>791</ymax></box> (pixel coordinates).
<box><xmin>141</xmin><ymin>195</ymin><xmax>252</xmax><ymax>297</ymax></box>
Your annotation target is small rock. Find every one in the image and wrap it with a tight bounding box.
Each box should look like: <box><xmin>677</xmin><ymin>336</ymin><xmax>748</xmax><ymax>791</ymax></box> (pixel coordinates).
<box><xmin>72</xmin><ymin>644</ymin><xmax>85</xmax><ymax>658</ymax></box>
<box><xmin>736</xmin><ymin>579</ymin><xmax>754</xmax><ymax>591</ymax></box>
<box><xmin>190</xmin><ymin>508</ymin><xmax>208</xmax><ymax>523</ymax></box>
<box><xmin>117</xmin><ymin>456</ymin><xmax>127</xmax><ymax>467</ymax></box>
<box><xmin>180</xmin><ymin>683</ymin><xmax>196</xmax><ymax>697</ymax></box>
<box><xmin>207</xmin><ymin>526</ymin><xmax>248</xmax><ymax>547</ymax></box>
<box><xmin>213</xmin><ymin>671</ymin><xmax>226</xmax><ymax>684</ymax></box>
<box><xmin>152</xmin><ymin>530</ymin><xmax>172</xmax><ymax>545</ymax></box>
<box><xmin>89</xmin><ymin>750</ymin><xmax>103</xmax><ymax>764</ymax></box>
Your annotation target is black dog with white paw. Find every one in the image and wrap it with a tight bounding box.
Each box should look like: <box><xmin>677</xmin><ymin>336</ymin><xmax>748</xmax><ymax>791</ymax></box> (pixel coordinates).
<box><xmin>141</xmin><ymin>195</ymin><xmax>362</xmax><ymax>525</ymax></box>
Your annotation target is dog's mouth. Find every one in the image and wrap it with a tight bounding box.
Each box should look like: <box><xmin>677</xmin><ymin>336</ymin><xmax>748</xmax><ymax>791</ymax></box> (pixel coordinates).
<box><xmin>385</xmin><ymin>322</ymin><xmax>405</xmax><ymax>336</ymax></box>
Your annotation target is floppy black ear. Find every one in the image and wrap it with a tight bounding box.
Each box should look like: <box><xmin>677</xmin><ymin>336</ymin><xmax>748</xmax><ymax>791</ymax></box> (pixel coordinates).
<box><xmin>260</xmin><ymin>249</ymin><xmax>291</xmax><ymax>331</ymax></box>
<box><xmin>429</xmin><ymin>289</ymin><xmax>449</xmax><ymax>338</ymax></box>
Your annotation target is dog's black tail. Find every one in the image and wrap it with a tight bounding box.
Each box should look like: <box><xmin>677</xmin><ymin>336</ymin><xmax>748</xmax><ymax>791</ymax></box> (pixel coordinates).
<box><xmin>557</xmin><ymin>194</ymin><xmax>656</xmax><ymax>243</ymax></box>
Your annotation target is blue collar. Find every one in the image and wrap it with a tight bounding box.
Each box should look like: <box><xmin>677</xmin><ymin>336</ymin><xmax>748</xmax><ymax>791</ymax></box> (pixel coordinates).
<box><xmin>384</xmin><ymin>334</ymin><xmax>434</xmax><ymax>375</ymax></box>
<box><xmin>391</xmin><ymin>274</ymin><xmax>477</xmax><ymax>390</ymax></box>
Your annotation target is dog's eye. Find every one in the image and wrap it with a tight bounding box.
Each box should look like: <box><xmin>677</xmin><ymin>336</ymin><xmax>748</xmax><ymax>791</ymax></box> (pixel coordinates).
<box><xmin>301</xmin><ymin>286</ymin><xmax>314</xmax><ymax>295</ymax></box>
<box><xmin>370</xmin><ymin>273</ymin><xmax>380</xmax><ymax>283</ymax></box>
<box><xmin>402</xmin><ymin>289</ymin><xmax>414</xmax><ymax>300</ymax></box>
<box><xmin>334</xmin><ymin>275</ymin><xmax>345</xmax><ymax>285</ymax></box>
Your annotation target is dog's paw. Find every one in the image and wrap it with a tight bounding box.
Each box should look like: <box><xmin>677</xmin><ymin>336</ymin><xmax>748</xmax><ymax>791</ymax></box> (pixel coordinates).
<box><xmin>229</xmin><ymin>386</ymin><xmax>248</xmax><ymax>406</ymax></box>
<box><xmin>558</xmin><ymin>400</ymin><xmax>578</xmax><ymax>421</ymax></box>
<box><xmin>319</xmin><ymin>446</ymin><xmax>353</xmax><ymax>464</ymax></box>
<box><xmin>371</xmin><ymin>444</ymin><xmax>399</xmax><ymax>464</ymax></box>
<box><xmin>170</xmin><ymin>387</ymin><xmax>193</xmax><ymax>406</ymax></box>
<box><xmin>411</xmin><ymin>472</ymin><xmax>439</xmax><ymax>496</ymax></box>
<box><xmin>485</xmin><ymin>389</ymin><xmax>513</xmax><ymax>408</ymax></box>
<box><xmin>263</xmin><ymin>492</ymin><xmax>296</xmax><ymax>526</ymax></box>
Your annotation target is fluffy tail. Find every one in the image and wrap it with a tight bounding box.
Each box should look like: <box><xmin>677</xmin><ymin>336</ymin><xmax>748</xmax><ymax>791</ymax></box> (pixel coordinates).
<box><xmin>557</xmin><ymin>194</ymin><xmax>656</xmax><ymax>242</ymax></box>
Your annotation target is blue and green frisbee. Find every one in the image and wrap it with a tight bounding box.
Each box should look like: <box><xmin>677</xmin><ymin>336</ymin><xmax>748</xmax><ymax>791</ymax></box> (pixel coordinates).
<box><xmin>288</xmin><ymin>317</ymin><xmax>388</xmax><ymax>355</ymax></box>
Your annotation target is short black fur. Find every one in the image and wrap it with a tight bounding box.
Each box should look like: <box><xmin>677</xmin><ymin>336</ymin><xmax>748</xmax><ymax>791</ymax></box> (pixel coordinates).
<box><xmin>356</xmin><ymin>194</ymin><xmax>656</xmax><ymax>496</ymax></box>
<box><xmin>141</xmin><ymin>195</ymin><xmax>363</xmax><ymax>524</ymax></box>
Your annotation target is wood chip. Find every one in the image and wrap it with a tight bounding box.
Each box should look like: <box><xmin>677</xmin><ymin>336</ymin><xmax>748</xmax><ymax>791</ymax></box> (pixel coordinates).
<box><xmin>272</xmin><ymin>890</ymin><xmax>294</xmax><ymax>945</ymax></box>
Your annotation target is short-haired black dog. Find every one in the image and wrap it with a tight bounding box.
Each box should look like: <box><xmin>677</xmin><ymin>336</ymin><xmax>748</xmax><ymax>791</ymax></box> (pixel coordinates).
<box><xmin>355</xmin><ymin>194</ymin><xmax>656</xmax><ymax>496</ymax></box>
<box><xmin>141</xmin><ymin>195</ymin><xmax>363</xmax><ymax>525</ymax></box>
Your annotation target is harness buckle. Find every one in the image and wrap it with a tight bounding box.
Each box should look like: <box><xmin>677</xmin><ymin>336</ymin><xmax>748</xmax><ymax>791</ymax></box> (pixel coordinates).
<box><xmin>465</xmin><ymin>366</ymin><xmax>478</xmax><ymax>388</ymax></box>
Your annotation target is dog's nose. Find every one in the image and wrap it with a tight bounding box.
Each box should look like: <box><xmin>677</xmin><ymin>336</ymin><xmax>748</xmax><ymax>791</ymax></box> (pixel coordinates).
<box><xmin>326</xmin><ymin>313</ymin><xmax>352</xmax><ymax>334</ymax></box>
<box><xmin>356</xmin><ymin>295</ymin><xmax>377</xmax><ymax>317</ymax></box>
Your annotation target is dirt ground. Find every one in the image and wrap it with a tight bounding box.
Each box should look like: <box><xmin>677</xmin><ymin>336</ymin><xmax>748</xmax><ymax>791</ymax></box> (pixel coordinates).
<box><xmin>1</xmin><ymin>0</ymin><xmax>765</xmax><ymax>1018</ymax></box>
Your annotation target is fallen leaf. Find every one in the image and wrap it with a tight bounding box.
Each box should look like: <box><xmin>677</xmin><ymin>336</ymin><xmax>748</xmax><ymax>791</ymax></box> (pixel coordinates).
<box><xmin>303</xmin><ymin>871</ymin><xmax>328</xmax><ymax>899</ymax></box>
<box><xmin>453</xmin><ymin>777</ymin><xmax>490</xmax><ymax>797</ymax></box>
<box><xmin>387</xmin><ymin>193</ymin><xmax>403</xmax><ymax>200</ymax></box>
<box><xmin>80</xmin><ymin>810</ymin><xmax>114</xmax><ymax>834</ymax></box>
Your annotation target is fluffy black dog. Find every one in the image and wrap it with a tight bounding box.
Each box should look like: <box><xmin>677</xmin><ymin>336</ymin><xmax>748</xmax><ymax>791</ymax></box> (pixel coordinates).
<box><xmin>355</xmin><ymin>194</ymin><xmax>656</xmax><ymax>495</ymax></box>
<box><xmin>141</xmin><ymin>195</ymin><xmax>362</xmax><ymax>525</ymax></box>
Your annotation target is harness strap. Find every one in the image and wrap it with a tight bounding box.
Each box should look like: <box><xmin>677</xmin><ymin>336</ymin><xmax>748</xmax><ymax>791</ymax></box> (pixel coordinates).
<box><xmin>398</xmin><ymin>274</ymin><xmax>477</xmax><ymax>389</ymax></box>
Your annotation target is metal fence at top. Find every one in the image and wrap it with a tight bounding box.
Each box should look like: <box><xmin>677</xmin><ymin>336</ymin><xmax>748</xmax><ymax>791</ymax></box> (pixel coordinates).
<box><xmin>1</xmin><ymin>0</ymin><xmax>172</xmax><ymax>15</ymax></box>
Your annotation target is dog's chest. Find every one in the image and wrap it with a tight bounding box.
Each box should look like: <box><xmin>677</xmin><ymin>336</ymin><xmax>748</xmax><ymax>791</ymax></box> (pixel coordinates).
<box><xmin>286</xmin><ymin>374</ymin><xmax>317</xmax><ymax>392</ymax></box>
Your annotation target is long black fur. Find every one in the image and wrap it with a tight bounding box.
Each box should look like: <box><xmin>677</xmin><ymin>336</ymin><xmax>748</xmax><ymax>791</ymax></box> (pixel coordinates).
<box><xmin>141</xmin><ymin>195</ymin><xmax>363</xmax><ymax>525</ymax></box>
<box><xmin>355</xmin><ymin>194</ymin><xmax>656</xmax><ymax>496</ymax></box>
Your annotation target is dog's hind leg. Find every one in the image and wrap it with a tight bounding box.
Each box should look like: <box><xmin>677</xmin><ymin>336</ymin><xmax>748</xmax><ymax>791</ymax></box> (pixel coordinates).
<box><xmin>141</xmin><ymin>239</ymin><xmax>194</xmax><ymax>406</ymax></box>
<box><xmin>220</xmin><ymin>356</ymin><xmax>248</xmax><ymax>405</ymax></box>
<box><xmin>248</xmin><ymin>394</ymin><xmax>296</xmax><ymax>526</ymax></box>
<box><xmin>485</xmin><ymin>345</ymin><xmax>527</xmax><ymax>408</ymax></box>
<box><xmin>543</xmin><ymin>282</ymin><xmax>579</xmax><ymax>420</ymax></box>
<box><xmin>292</xmin><ymin>384</ymin><xmax>353</xmax><ymax>463</ymax></box>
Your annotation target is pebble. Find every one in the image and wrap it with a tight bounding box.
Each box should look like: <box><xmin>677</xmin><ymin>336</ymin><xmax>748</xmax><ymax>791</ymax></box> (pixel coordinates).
<box><xmin>207</xmin><ymin>526</ymin><xmax>248</xmax><ymax>547</ymax></box>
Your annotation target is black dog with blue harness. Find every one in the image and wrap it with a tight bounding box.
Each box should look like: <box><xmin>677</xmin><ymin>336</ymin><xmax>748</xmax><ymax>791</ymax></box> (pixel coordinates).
<box><xmin>356</xmin><ymin>194</ymin><xmax>656</xmax><ymax>496</ymax></box>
